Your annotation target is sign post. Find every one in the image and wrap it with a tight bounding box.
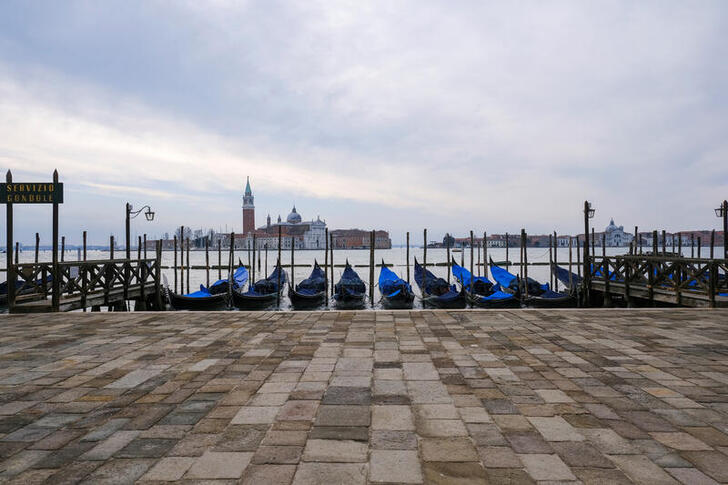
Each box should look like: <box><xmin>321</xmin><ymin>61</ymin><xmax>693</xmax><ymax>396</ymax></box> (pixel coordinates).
<box><xmin>1</xmin><ymin>171</ymin><xmax>63</xmax><ymax>312</ymax></box>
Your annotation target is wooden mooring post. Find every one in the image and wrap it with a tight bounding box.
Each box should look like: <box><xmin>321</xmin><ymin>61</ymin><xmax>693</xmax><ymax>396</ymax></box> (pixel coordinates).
<box><xmin>205</xmin><ymin>237</ymin><xmax>210</xmax><ymax>288</ymax></box>
<box><xmin>369</xmin><ymin>230</ymin><xmax>375</xmax><ymax>307</ymax></box>
<box><xmin>173</xmin><ymin>235</ymin><xmax>178</xmax><ymax>293</ymax></box>
<box><xmin>35</xmin><ymin>232</ymin><xmax>39</xmax><ymax>263</ymax></box>
<box><xmin>446</xmin><ymin>233</ymin><xmax>451</xmax><ymax>284</ymax></box>
<box><xmin>290</xmin><ymin>236</ymin><xmax>294</xmax><ymax>293</ymax></box>
<box><xmin>548</xmin><ymin>234</ymin><xmax>553</xmax><ymax>289</ymax></box>
<box><xmin>83</xmin><ymin>231</ymin><xmax>87</xmax><ymax>261</ymax></box>
<box><xmin>423</xmin><ymin>229</ymin><xmax>427</xmax><ymax>308</ymax></box>
<box><xmin>252</xmin><ymin>234</ymin><xmax>257</xmax><ymax>287</ymax></box>
<box><xmin>576</xmin><ymin>236</ymin><xmax>581</xmax><ymax>278</ymax></box>
<box><xmin>710</xmin><ymin>230</ymin><xmax>715</xmax><ymax>259</ymax></box>
<box><xmin>14</xmin><ymin>242</ymin><xmax>18</xmax><ymax>264</ymax></box>
<box><xmin>406</xmin><ymin>231</ymin><xmax>410</xmax><ymax>284</ymax></box>
<box><xmin>5</xmin><ymin>171</ymin><xmax>14</xmax><ymax>309</ymax></box>
<box><xmin>568</xmin><ymin>236</ymin><xmax>573</xmax><ymax>290</ymax></box>
<box><xmin>61</xmin><ymin>236</ymin><xmax>65</xmax><ymax>262</ymax></box>
<box><xmin>324</xmin><ymin>229</ymin><xmax>328</xmax><ymax>306</ymax></box>
<box><xmin>179</xmin><ymin>226</ymin><xmax>184</xmax><ymax>294</ymax></box>
<box><xmin>505</xmin><ymin>232</ymin><xmax>509</xmax><ymax>271</ymax></box>
<box><xmin>186</xmin><ymin>238</ymin><xmax>190</xmax><ymax>294</ymax></box>
<box><xmin>218</xmin><ymin>239</ymin><xmax>222</xmax><ymax>280</ymax></box>
<box><xmin>522</xmin><ymin>229</ymin><xmax>529</xmax><ymax>299</ymax></box>
<box><xmin>553</xmin><ymin>230</ymin><xmax>558</xmax><ymax>292</ymax></box>
<box><xmin>469</xmin><ymin>231</ymin><xmax>474</xmax><ymax>297</ymax></box>
<box><xmin>277</xmin><ymin>227</ymin><xmax>282</xmax><ymax>308</ymax></box>
<box><xmin>483</xmin><ymin>231</ymin><xmax>488</xmax><ymax>279</ymax></box>
<box><xmin>330</xmin><ymin>232</ymin><xmax>334</xmax><ymax>296</ymax></box>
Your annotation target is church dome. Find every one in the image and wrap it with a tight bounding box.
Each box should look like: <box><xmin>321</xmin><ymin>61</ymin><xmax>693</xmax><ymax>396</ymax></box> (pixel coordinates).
<box><xmin>287</xmin><ymin>206</ymin><xmax>302</xmax><ymax>224</ymax></box>
<box><xmin>605</xmin><ymin>218</ymin><xmax>618</xmax><ymax>233</ymax></box>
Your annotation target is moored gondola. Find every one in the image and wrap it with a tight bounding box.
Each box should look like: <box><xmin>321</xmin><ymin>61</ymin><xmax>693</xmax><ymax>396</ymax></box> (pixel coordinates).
<box><xmin>232</xmin><ymin>260</ymin><xmax>288</xmax><ymax>310</ymax></box>
<box><xmin>414</xmin><ymin>258</ymin><xmax>466</xmax><ymax>309</ymax></box>
<box><xmin>168</xmin><ymin>265</ymin><xmax>248</xmax><ymax>311</ymax></box>
<box><xmin>379</xmin><ymin>260</ymin><xmax>414</xmax><ymax>309</ymax></box>
<box><xmin>289</xmin><ymin>261</ymin><xmax>327</xmax><ymax>309</ymax></box>
<box><xmin>451</xmin><ymin>259</ymin><xmax>519</xmax><ymax>308</ymax></box>
<box><xmin>333</xmin><ymin>260</ymin><xmax>367</xmax><ymax>310</ymax></box>
<box><xmin>490</xmin><ymin>259</ymin><xmax>574</xmax><ymax>308</ymax></box>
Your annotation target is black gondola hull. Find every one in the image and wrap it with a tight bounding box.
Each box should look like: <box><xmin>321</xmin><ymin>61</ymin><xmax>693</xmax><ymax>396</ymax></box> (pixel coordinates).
<box><xmin>422</xmin><ymin>292</ymin><xmax>467</xmax><ymax>309</ymax></box>
<box><xmin>231</xmin><ymin>290</ymin><xmax>280</xmax><ymax>310</ymax></box>
<box><xmin>289</xmin><ymin>288</ymin><xmax>327</xmax><ymax>309</ymax></box>
<box><xmin>333</xmin><ymin>293</ymin><xmax>367</xmax><ymax>310</ymax></box>
<box><xmin>523</xmin><ymin>294</ymin><xmax>575</xmax><ymax>308</ymax></box>
<box><xmin>168</xmin><ymin>292</ymin><xmax>228</xmax><ymax>311</ymax></box>
<box><xmin>381</xmin><ymin>292</ymin><xmax>415</xmax><ymax>310</ymax></box>
<box><xmin>466</xmin><ymin>292</ymin><xmax>521</xmax><ymax>309</ymax></box>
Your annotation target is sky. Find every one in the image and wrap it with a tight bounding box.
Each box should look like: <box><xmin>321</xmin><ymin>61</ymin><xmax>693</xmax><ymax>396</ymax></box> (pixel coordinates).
<box><xmin>1</xmin><ymin>0</ymin><xmax>727</xmax><ymax>245</ymax></box>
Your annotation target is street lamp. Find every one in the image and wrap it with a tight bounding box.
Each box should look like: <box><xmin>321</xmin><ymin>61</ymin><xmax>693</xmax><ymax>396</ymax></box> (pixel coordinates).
<box><xmin>583</xmin><ymin>201</ymin><xmax>595</xmax><ymax>304</ymax></box>
<box><xmin>716</xmin><ymin>200</ymin><xmax>727</xmax><ymax>260</ymax></box>
<box><xmin>126</xmin><ymin>203</ymin><xmax>155</xmax><ymax>259</ymax></box>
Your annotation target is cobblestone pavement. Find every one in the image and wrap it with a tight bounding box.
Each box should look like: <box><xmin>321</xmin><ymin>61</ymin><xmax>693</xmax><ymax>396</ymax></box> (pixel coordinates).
<box><xmin>1</xmin><ymin>309</ymin><xmax>728</xmax><ymax>484</ymax></box>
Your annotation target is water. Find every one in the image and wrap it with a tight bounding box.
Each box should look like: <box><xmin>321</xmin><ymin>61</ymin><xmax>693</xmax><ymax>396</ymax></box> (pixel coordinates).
<box><xmin>4</xmin><ymin>245</ymin><xmax>721</xmax><ymax>310</ymax></box>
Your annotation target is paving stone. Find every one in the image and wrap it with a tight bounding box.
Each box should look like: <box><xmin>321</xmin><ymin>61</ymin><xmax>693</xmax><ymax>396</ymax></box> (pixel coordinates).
<box><xmin>252</xmin><ymin>445</ymin><xmax>303</xmax><ymax>464</ymax></box>
<box><xmin>84</xmin><ymin>458</ymin><xmax>155</xmax><ymax>484</ymax></box>
<box><xmin>115</xmin><ymin>437</ymin><xmax>177</xmax><ymax>458</ymax></box>
<box><xmin>666</xmin><ymin>467</ymin><xmax>721</xmax><ymax>485</ymax></box>
<box><xmin>478</xmin><ymin>445</ymin><xmax>522</xmax><ymax>468</ymax></box>
<box><xmin>81</xmin><ymin>430</ymin><xmax>140</xmax><ymax>460</ymax></box>
<box><xmin>609</xmin><ymin>454</ymin><xmax>680</xmax><ymax>484</ymax></box>
<box><xmin>140</xmin><ymin>456</ymin><xmax>195</xmax><ymax>481</ymax></box>
<box><xmin>372</xmin><ymin>405</ymin><xmax>414</xmax><ymax>430</ymax></box>
<box><xmin>242</xmin><ymin>464</ymin><xmax>297</xmax><ymax>485</ymax></box>
<box><xmin>303</xmin><ymin>439</ymin><xmax>368</xmax><ymax>462</ymax></box>
<box><xmin>681</xmin><ymin>451</ymin><xmax>728</xmax><ymax>482</ymax></box>
<box><xmin>552</xmin><ymin>441</ymin><xmax>614</xmax><ymax>468</ymax></box>
<box><xmin>573</xmin><ymin>467</ymin><xmax>633</xmax><ymax>484</ymax></box>
<box><xmin>371</xmin><ymin>430</ymin><xmax>418</xmax><ymax>449</ymax></box>
<box><xmin>309</xmin><ymin>426</ymin><xmax>369</xmax><ymax>441</ymax></box>
<box><xmin>28</xmin><ymin>428</ymin><xmax>83</xmax><ymax>450</ymax></box>
<box><xmin>232</xmin><ymin>406</ymin><xmax>280</xmax><ymax>424</ymax></box>
<box><xmin>528</xmin><ymin>416</ymin><xmax>585</xmax><ymax>441</ymax></box>
<box><xmin>0</xmin><ymin>450</ymin><xmax>49</xmax><ymax>478</ymax></box>
<box><xmin>422</xmin><ymin>461</ymin><xmax>488</xmax><ymax>485</ymax></box>
<box><xmin>185</xmin><ymin>450</ymin><xmax>253</xmax><ymax>479</ymax></box>
<box><xmin>315</xmin><ymin>405</ymin><xmax>370</xmax><ymax>427</ymax></box>
<box><xmin>277</xmin><ymin>400</ymin><xmax>319</xmax><ymax>421</ymax></box>
<box><xmin>292</xmin><ymin>462</ymin><xmax>367</xmax><ymax>485</ymax></box>
<box><xmin>420</xmin><ymin>437</ymin><xmax>479</xmax><ymax>462</ymax></box>
<box><xmin>519</xmin><ymin>453</ymin><xmax>577</xmax><ymax>481</ymax></box>
<box><xmin>418</xmin><ymin>418</ymin><xmax>468</xmax><ymax>437</ymax></box>
<box><xmin>322</xmin><ymin>387</ymin><xmax>371</xmax><ymax>405</ymax></box>
<box><xmin>650</xmin><ymin>431</ymin><xmax>712</xmax><ymax>451</ymax></box>
<box><xmin>370</xmin><ymin>449</ymin><xmax>422</xmax><ymax>483</ymax></box>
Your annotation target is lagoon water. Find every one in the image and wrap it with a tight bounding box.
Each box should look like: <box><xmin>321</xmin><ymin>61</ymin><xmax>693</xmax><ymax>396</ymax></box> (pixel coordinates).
<box><xmin>5</xmin><ymin>245</ymin><xmax>718</xmax><ymax>309</ymax></box>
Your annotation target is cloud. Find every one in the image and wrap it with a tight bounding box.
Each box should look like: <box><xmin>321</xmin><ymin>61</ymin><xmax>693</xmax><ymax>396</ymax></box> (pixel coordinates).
<box><xmin>1</xmin><ymin>0</ymin><xmax>727</xmax><ymax>240</ymax></box>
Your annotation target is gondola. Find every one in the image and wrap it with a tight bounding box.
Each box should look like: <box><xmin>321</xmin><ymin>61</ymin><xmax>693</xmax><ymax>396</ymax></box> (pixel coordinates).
<box><xmin>168</xmin><ymin>265</ymin><xmax>248</xmax><ymax>311</ymax></box>
<box><xmin>451</xmin><ymin>259</ymin><xmax>519</xmax><ymax>308</ymax></box>
<box><xmin>333</xmin><ymin>260</ymin><xmax>367</xmax><ymax>310</ymax></box>
<box><xmin>551</xmin><ymin>264</ymin><xmax>583</xmax><ymax>293</ymax></box>
<box><xmin>232</xmin><ymin>261</ymin><xmax>287</xmax><ymax>310</ymax></box>
<box><xmin>414</xmin><ymin>258</ymin><xmax>466</xmax><ymax>309</ymax></box>
<box><xmin>0</xmin><ymin>275</ymin><xmax>54</xmax><ymax>306</ymax></box>
<box><xmin>490</xmin><ymin>259</ymin><xmax>574</xmax><ymax>308</ymax></box>
<box><xmin>378</xmin><ymin>260</ymin><xmax>415</xmax><ymax>309</ymax></box>
<box><xmin>289</xmin><ymin>261</ymin><xmax>327</xmax><ymax>309</ymax></box>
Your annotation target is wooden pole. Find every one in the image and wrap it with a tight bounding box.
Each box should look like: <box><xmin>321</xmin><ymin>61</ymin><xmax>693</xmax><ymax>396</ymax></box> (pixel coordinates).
<box><xmin>252</xmin><ymin>234</ymin><xmax>256</xmax><ymax>288</ymax></box>
<box><xmin>691</xmin><ymin>233</ymin><xmax>695</xmax><ymax>258</ymax></box>
<box><xmin>406</xmin><ymin>231</ymin><xmax>410</xmax><ymax>284</ymax></box>
<box><xmin>265</xmin><ymin>243</ymin><xmax>269</xmax><ymax>278</ymax></box>
<box><xmin>218</xmin><ymin>238</ymin><xmax>222</xmax><ymax>280</ymax></box>
<box><xmin>553</xmin><ymin>230</ymin><xmax>558</xmax><ymax>292</ymax></box>
<box><xmin>277</xmin><ymin>226</ymin><xmax>282</xmax><ymax>308</ymax></box>
<box><xmin>568</xmin><ymin>236</ymin><xmax>573</xmax><ymax>290</ymax></box>
<box><xmin>697</xmin><ymin>236</ymin><xmax>702</xmax><ymax>259</ymax></box>
<box><xmin>229</xmin><ymin>232</ymin><xmax>235</xmax><ymax>276</ymax></box>
<box><xmin>469</xmin><ymin>230</ymin><xmax>474</xmax><ymax>295</ymax></box>
<box><xmin>179</xmin><ymin>226</ymin><xmax>184</xmax><ymax>293</ymax></box>
<box><xmin>662</xmin><ymin>229</ymin><xmax>666</xmax><ymax>255</ymax></box>
<box><xmin>652</xmin><ymin>230</ymin><xmax>659</xmax><ymax>255</ymax></box>
<box><xmin>710</xmin><ymin>229</ymin><xmax>715</xmax><ymax>259</ymax></box>
<box><xmin>247</xmin><ymin>238</ymin><xmax>251</xmax><ymax>273</ymax></box>
<box><xmin>144</xmin><ymin>233</ymin><xmax>147</xmax><ymax>259</ymax></box>
<box><xmin>522</xmin><ymin>229</ymin><xmax>529</xmax><ymax>298</ymax></box>
<box><xmin>61</xmin><ymin>236</ymin><xmax>65</xmax><ymax>262</ymax></box>
<box><xmin>83</xmin><ymin>231</ymin><xmax>87</xmax><ymax>261</ymax></box>
<box><xmin>324</xmin><ymin>229</ymin><xmax>328</xmax><ymax>306</ymax></box>
<box><xmin>483</xmin><ymin>232</ymin><xmax>488</xmax><ymax>279</ymax></box>
<box><xmin>634</xmin><ymin>226</ymin><xmax>638</xmax><ymax>254</ymax></box>
<box><xmin>548</xmin><ymin>234</ymin><xmax>553</xmax><ymax>289</ymax></box>
<box><xmin>173</xmin><ymin>235</ymin><xmax>178</xmax><ymax>293</ymax></box>
<box><xmin>5</xmin><ymin>170</ymin><xmax>14</xmax><ymax>309</ymax></box>
<box><xmin>677</xmin><ymin>232</ymin><xmax>682</xmax><ymax>258</ymax></box>
<box><xmin>423</xmin><ymin>229</ymin><xmax>427</xmax><ymax>308</ymax></box>
<box><xmin>110</xmin><ymin>235</ymin><xmax>114</xmax><ymax>259</ymax></box>
<box><xmin>446</xmin><ymin>233</ymin><xmax>451</xmax><ymax>284</ymax></box>
<box><xmin>519</xmin><ymin>230</ymin><xmax>524</xmax><ymax>281</ymax></box>
<box><xmin>14</xmin><ymin>242</ymin><xmax>18</xmax><ymax>264</ymax></box>
<box><xmin>137</xmin><ymin>236</ymin><xmax>141</xmax><ymax>261</ymax></box>
<box><xmin>35</xmin><ymin>232</ymin><xmax>40</xmax><ymax>263</ymax></box>
<box><xmin>505</xmin><ymin>232</ymin><xmax>509</xmax><ymax>271</ymax></box>
<box><xmin>576</xmin><ymin>236</ymin><xmax>581</xmax><ymax>278</ymax></box>
<box><xmin>186</xmin><ymin>237</ymin><xmax>190</xmax><ymax>294</ymax></box>
<box><xmin>205</xmin><ymin>237</ymin><xmax>210</xmax><ymax>287</ymax></box>
<box><xmin>330</xmin><ymin>232</ymin><xmax>334</xmax><ymax>296</ymax></box>
<box><xmin>369</xmin><ymin>230</ymin><xmax>375</xmax><ymax>306</ymax></box>
<box><xmin>477</xmin><ymin>233</ymin><xmax>481</xmax><ymax>277</ymax></box>
<box><xmin>290</xmin><ymin>235</ymin><xmax>294</xmax><ymax>290</ymax></box>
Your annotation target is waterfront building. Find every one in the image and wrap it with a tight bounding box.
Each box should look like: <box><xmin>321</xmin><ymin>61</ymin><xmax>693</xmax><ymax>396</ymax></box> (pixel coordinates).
<box><xmin>242</xmin><ymin>177</ymin><xmax>255</xmax><ymax>234</ymax></box>
<box><xmin>330</xmin><ymin>229</ymin><xmax>392</xmax><ymax>249</ymax></box>
<box><xmin>603</xmin><ymin>219</ymin><xmax>633</xmax><ymax>247</ymax></box>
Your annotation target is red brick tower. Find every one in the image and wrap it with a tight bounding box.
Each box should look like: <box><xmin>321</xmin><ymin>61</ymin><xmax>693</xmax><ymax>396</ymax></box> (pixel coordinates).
<box><xmin>242</xmin><ymin>176</ymin><xmax>255</xmax><ymax>234</ymax></box>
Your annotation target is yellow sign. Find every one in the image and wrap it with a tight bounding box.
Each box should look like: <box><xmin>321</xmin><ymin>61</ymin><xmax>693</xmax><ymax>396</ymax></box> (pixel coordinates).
<box><xmin>0</xmin><ymin>183</ymin><xmax>64</xmax><ymax>204</ymax></box>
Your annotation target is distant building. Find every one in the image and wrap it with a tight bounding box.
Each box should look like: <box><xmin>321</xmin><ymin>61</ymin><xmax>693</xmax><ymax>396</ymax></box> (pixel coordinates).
<box><xmin>603</xmin><ymin>219</ymin><xmax>633</xmax><ymax>247</ymax></box>
<box><xmin>330</xmin><ymin>229</ymin><xmax>392</xmax><ymax>249</ymax></box>
<box><xmin>242</xmin><ymin>177</ymin><xmax>255</xmax><ymax>234</ymax></box>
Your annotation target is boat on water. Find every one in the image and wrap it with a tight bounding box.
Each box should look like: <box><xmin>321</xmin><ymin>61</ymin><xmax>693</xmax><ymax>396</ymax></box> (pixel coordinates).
<box><xmin>414</xmin><ymin>258</ymin><xmax>466</xmax><ymax>309</ymax></box>
<box><xmin>333</xmin><ymin>261</ymin><xmax>367</xmax><ymax>310</ymax></box>
<box><xmin>451</xmin><ymin>259</ymin><xmax>519</xmax><ymax>308</ymax></box>
<box><xmin>289</xmin><ymin>261</ymin><xmax>327</xmax><ymax>309</ymax></box>
<box><xmin>378</xmin><ymin>260</ymin><xmax>415</xmax><ymax>309</ymax></box>
<box><xmin>490</xmin><ymin>259</ymin><xmax>573</xmax><ymax>308</ymax></box>
<box><xmin>232</xmin><ymin>261</ymin><xmax>287</xmax><ymax>310</ymax></box>
<box><xmin>551</xmin><ymin>264</ymin><xmax>583</xmax><ymax>293</ymax></box>
<box><xmin>168</xmin><ymin>265</ymin><xmax>248</xmax><ymax>311</ymax></box>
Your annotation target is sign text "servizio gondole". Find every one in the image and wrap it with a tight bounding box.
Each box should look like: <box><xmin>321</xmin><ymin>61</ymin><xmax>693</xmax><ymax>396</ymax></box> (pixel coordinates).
<box><xmin>0</xmin><ymin>183</ymin><xmax>64</xmax><ymax>204</ymax></box>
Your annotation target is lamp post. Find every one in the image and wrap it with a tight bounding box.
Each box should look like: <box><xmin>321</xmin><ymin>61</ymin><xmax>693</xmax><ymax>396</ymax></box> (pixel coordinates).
<box><xmin>583</xmin><ymin>201</ymin><xmax>595</xmax><ymax>303</ymax></box>
<box><xmin>126</xmin><ymin>203</ymin><xmax>155</xmax><ymax>259</ymax></box>
<box><xmin>716</xmin><ymin>200</ymin><xmax>728</xmax><ymax>260</ymax></box>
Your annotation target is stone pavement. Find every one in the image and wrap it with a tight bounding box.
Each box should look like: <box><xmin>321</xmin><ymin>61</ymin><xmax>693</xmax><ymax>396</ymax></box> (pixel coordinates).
<box><xmin>1</xmin><ymin>309</ymin><xmax>728</xmax><ymax>484</ymax></box>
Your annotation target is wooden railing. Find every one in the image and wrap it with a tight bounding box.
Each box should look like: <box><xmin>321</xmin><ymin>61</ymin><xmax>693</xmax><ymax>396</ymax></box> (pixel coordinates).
<box><xmin>10</xmin><ymin>257</ymin><xmax>162</xmax><ymax>311</ymax></box>
<box><xmin>590</xmin><ymin>255</ymin><xmax>728</xmax><ymax>307</ymax></box>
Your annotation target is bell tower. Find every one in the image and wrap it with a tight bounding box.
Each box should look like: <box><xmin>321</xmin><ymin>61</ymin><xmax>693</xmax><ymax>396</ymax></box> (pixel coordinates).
<box><xmin>242</xmin><ymin>176</ymin><xmax>255</xmax><ymax>234</ymax></box>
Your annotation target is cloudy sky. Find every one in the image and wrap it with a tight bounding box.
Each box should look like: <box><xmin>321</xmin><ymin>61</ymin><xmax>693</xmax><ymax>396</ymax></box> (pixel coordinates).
<box><xmin>1</xmin><ymin>1</ymin><xmax>727</xmax><ymax>245</ymax></box>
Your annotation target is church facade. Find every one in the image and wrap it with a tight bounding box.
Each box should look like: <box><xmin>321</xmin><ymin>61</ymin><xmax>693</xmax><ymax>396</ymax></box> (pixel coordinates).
<box><xmin>240</xmin><ymin>178</ymin><xmax>327</xmax><ymax>249</ymax></box>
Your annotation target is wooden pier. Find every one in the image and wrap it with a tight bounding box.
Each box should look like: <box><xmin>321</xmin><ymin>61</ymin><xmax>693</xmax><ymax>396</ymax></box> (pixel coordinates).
<box><xmin>8</xmin><ymin>256</ymin><xmax>164</xmax><ymax>313</ymax></box>
<box><xmin>589</xmin><ymin>254</ymin><xmax>728</xmax><ymax>308</ymax></box>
